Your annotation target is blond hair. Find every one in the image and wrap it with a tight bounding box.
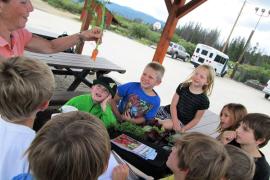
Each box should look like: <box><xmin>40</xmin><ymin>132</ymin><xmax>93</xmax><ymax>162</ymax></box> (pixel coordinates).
<box><xmin>218</xmin><ymin>103</ymin><xmax>247</xmax><ymax>132</ymax></box>
<box><xmin>27</xmin><ymin>111</ymin><xmax>111</xmax><ymax>180</ymax></box>
<box><xmin>0</xmin><ymin>57</ymin><xmax>55</xmax><ymax>121</ymax></box>
<box><xmin>174</xmin><ymin>132</ymin><xmax>230</xmax><ymax>180</ymax></box>
<box><xmin>224</xmin><ymin>145</ymin><xmax>255</xmax><ymax>180</ymax></box>
<box><xmin>145</xmin><ymin>62</ymin><xmax>165</xmax><ymax>81</ymax></box>
<box><xmin>183</xmin><ymin>64</ymin><xmax>215</xmax><ymax>95</ymax></box>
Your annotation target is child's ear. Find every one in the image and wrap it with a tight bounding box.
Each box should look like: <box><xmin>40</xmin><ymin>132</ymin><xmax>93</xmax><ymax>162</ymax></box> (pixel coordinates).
<box><xmin>179</xmin><ymin>168</ymin><xmax>189</xmax><ymax>176</ymax></box>
<box><xmin>155</xmin><ymin>79</ymin><xmax>162</xmax><ymax>86</ymax></box>
<box><xmin>38</xmin><ymin>101</ymin><xmax>49</xmax><ymax>111</ymax></box>
<box><xmin>256</xmin><ymin>138</ymin><xmax>266</xmax><ymax>146</ymax></box>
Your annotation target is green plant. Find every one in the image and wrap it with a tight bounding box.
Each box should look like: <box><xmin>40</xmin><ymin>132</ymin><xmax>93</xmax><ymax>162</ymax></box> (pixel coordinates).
<box><xmin>129</xmin><ymin>24</ymin><xmax>150</xmax><ymax>39</ymax></box>
<box><xmin>234</xmin><ymin>64</ymin><xmax>270</xmax><ymax>84</ymax></box>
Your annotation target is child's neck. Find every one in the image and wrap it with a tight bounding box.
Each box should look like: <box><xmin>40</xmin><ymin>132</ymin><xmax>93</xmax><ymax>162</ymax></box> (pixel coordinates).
<box><xmin>11</xmin><ymin>113</ymin><xmax>36</xmax><ymax>129</ymax></box>
<box><xmin>241</xmin><ymin>144</ymin><xmax>261</xmax><ymax>158</ymax></box>
<box><xmin>141</xmin><ymin>87</ymin><xmax>155</xmax><ymax>96</ymax></box>
<box><xmin>189</xmin><ymin>83</ymin><xmax>203</xmax><ymax>94</ymax></box>
<box><xmin>173</xmin><ymin>172</ymin><xmax>186</xmax><ymax>180</ymax></box>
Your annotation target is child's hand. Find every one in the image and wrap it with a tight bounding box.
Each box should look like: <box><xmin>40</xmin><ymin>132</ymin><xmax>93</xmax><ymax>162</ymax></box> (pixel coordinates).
<box><xmin>172</xmin><ymin>121</ymin><xmax>182</xmax><ymax>132</ymax></box>
<box><xmin>112</xmin><ymin>164</ymin><xmax>129</xmax><ymax>180</ymax></box>
<box><xmin>121</xmin><ymin>111</ymin><xmax>131</xmax><ymax>121</ymax></box>
<box><xmin>220</xmin><ymin>130</ymin><xmax>236</xmax><ymax>144</ymax></box>
<box><xmin>101</xmin><ymin>95</ymin><xmax>112</xmax><ymax>112</ymax></box>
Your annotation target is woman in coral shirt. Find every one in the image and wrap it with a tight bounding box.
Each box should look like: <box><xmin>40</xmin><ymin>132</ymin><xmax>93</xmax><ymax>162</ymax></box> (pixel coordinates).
<box><xmin>0</xmin><ymin>0</ymin><xmax>102</xmax><ymax>58</ymax></box>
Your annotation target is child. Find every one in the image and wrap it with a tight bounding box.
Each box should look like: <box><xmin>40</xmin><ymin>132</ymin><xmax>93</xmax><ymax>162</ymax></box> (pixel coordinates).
<box><xmin>224</xmin><ymin>144</ymin><xmax>255</xmax><ymax>180</ymax></box>
<box><xmin>234</xmin><ymin>113</ymin><xmax>270</xmax><ymax>180</ymax></box>
<box><xmin>163</xmin><ymin>132</ymin><xmax>230</xmax><ymax>180</ymax></box>
<box><xmin>111</xmin><ymin>62</ymin><xmax>165</xmax><ymax>124</ymax></box>
<box><xmin>223</xmin><ymin>113</ymin><xmax>270</xmax><ymax>180</ymax></box>
<box><xmin>157</xmin><ymin>64</ymin><xmax>215</xmax><ymax>132</ymax></box>
<box><xmin>0</xmin><ymin>56</ymin><xmax>55</xmax><ymax>180</ymax></box>
<box><xmin>61</xmin><ymin>76</ymin><xmax>117</xmax><ymax>128</ymax></box>
<box><xmin>13</xmin><ymin>111</ymin><xmax>129</xmax><ymax>180</ymax></box>
<box><xmin>217</xmin><ymin>103</ymin><xmax>247</xmax><ymax>143</ymax></box>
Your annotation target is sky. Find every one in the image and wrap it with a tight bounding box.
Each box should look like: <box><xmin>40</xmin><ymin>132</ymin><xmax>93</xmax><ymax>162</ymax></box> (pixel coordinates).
<box><xmin>109</xmin><ymin>0</ymin><xmax>270</xmax><ymax>55</ymax></box>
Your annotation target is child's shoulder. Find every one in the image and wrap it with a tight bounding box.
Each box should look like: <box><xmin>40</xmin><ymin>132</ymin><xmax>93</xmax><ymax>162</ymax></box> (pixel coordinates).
<box><xmin>121</xmin><ymin>82</ymin><xmax>139</xmax><ymax>86</ymax></box>
<box><xmin>118</xmin><ymin>82</ymin><xmax>140</xmax><ymax>90</ymax></box>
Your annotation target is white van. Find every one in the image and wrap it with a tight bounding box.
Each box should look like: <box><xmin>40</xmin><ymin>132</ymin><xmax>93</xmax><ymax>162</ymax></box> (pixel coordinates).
<box><xmin>190</xmin><ymin>44</ymin><xmax>229</xmax><ymax>77</ymax></box>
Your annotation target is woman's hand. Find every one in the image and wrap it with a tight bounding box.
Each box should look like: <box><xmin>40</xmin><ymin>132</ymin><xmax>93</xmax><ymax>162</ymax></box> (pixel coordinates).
<box><xmin>80</xmin><ymin>27</ymin><xmax>103</xmax><ymax>43</ymax></box>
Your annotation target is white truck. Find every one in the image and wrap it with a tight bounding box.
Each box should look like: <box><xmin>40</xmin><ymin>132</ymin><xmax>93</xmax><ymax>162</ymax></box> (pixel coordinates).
<box><xmin>190</xmin><ymin>43</ymin><xmax>229</xmax><ymax>77</ymax></box>
<box><xmin>263</xmin><ymin>80</ymin><xmax>270</xmax><ymax>99</ymax></box>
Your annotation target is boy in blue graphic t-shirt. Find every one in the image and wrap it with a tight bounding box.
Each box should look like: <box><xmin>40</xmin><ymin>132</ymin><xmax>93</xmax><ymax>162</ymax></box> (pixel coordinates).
<box><xmin>111</xmin><ymin>62</ymin><xmax>165</xmax><ymax>124</ymax></box>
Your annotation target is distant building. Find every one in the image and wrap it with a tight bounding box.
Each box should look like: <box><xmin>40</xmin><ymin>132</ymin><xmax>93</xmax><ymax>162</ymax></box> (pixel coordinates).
<box><xmin>153</xmin><ymin>21</ymin><xmax>162</xmax><ymax>31</ymax></box>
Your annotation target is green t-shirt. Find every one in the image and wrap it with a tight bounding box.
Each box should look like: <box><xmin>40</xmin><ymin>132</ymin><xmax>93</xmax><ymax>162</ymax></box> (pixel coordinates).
<box><xmin>64</xmin><ymin>94</ymin><xmax>117</xmax><ymax>128</ymax></box>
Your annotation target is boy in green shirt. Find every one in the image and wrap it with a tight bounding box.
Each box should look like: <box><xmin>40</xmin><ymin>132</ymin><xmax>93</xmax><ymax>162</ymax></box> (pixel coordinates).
<box><xmin>61</xmin><ymin>76</ymin><xmax>117</xmax><ymax>128</ymax></box>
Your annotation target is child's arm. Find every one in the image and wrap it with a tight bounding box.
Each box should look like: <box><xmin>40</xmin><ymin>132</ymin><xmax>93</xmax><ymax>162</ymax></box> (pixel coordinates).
<box><xmin>181</xmin><ymin>110</ymin><xmax>205</xmax><ymax>132</ymax></box>
<box><xmin>121</xmin><ymin>111</ymin><xmax>146</xmax><ymax>124</ymax></box>
<box><xmin>111</xmin><ymin>93</ymin><xmax>123</xmax><ymax>121</ymax></box>
<box><xmin>170</xmin><ymin>93</ymin><xmax>182</xmax><ymax>132</ymax></box>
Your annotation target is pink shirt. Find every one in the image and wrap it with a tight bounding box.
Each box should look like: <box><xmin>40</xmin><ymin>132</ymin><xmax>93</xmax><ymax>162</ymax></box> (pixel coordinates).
<box><xmin>0</xmin><ymin>28</ymin><xmax>32</xmax><ymax>58</ymax></box>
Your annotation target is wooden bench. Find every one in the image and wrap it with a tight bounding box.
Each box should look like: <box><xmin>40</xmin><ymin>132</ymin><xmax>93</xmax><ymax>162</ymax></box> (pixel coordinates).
<box><xmin>49</xmin><ymin>90</ymin><xmax>88</xmax><ymax>106</ymax></box>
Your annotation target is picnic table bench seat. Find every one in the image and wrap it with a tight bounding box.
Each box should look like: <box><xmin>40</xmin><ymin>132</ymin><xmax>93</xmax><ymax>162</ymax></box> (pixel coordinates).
<box><xmin>49</xmin><ymin>90</ymin><xmax>88</xmax><ymax>106</ymax></box>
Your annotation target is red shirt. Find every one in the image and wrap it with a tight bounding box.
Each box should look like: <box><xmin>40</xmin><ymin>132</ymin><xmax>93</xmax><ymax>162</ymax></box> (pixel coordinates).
<box><xmin>0</xmin><ymin>28</ymin><xmax>32</xmax><ymax>58</ymax></box>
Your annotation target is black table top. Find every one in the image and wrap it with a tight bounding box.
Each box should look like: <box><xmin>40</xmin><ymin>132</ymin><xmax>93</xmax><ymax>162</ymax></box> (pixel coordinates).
<box><xmin>110</xmin><ymin>131</ymin><xmax>172</xmax><ymax>179</ymax></box>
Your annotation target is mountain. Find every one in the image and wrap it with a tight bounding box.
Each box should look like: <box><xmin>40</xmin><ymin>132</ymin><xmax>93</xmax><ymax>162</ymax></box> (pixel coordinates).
<box><xmin>105</xmin><ymin>2</ymin><xmax>165</xmax><ymax>26</ymax></box>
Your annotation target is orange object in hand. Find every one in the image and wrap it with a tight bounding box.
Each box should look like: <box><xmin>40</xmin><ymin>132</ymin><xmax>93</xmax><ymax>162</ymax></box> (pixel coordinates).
<box><xmin>91</xmin><ymin>48</ymin><xmax>98</xmax><ymax>61</ymax></box>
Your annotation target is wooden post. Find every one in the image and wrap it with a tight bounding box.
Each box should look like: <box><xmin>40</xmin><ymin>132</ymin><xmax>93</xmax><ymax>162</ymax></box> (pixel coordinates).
<box><xmin>75</xmin><ymin>0</ymin><xmax>95</xmax><ymax>54</ymax></box>
<box><xmin>153</xmin><ymin>0</ymin><xmax>207</xmax><ymax>64</ymax></box>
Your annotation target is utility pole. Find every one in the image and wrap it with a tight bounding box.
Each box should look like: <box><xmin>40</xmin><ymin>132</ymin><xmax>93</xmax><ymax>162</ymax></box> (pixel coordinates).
<box><xmin>230</xmin><ymin>7</ymin><xmax>270</xmax><ymax>79</ymax></box>
<box><xmin>222</xmin><ymin>0</ymin><xmax>247</xmax><ymax>53</ymax></box>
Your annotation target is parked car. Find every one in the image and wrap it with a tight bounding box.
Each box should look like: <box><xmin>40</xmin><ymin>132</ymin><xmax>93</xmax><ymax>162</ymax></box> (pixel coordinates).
<box><xmin>167</xmin><ymin>42</ymin><xmax>190</xmax><ymax>62</ymax></box>
<box><xmin>263</xmin><ymin>80</ymin><xmax>270</xmax><ymax>99</ymax></box>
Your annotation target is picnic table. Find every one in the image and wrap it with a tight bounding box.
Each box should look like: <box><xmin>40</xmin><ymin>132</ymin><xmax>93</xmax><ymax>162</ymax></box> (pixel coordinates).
<box><xmin>24</xmin><ymin>51</ymin><xmax>126</xmax><ymax>91</ymax></box>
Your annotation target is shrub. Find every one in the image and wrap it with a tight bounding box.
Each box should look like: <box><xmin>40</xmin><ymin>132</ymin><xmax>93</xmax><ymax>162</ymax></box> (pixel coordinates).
<box><xmin>129</xmin><ymin>24</ymin><xmax>150</xmax><ymax>39</ymax></box>
<box><xmin>234</xmin><ymin>64</ymin><xmax>270</xmax><ymax>84</ymax></box>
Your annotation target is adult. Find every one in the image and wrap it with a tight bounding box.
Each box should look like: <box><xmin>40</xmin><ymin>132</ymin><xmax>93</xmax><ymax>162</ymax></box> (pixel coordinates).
<box><xmin>0</xmin><ymin>0</ymin><xmax>102</xmax><ymax>58</ymax></box>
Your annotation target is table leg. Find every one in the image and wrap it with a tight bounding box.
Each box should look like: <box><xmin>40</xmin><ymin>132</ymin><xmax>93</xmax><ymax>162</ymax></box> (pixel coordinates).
<box><xmin>67</xmin><ymin>69</ymin><xmax>91</xmax><ymax>91</ymax></box>
<box><xmin>96</xmin><ymin>70</ymin><xmax>110</xmax><ymax>78</ymax></box>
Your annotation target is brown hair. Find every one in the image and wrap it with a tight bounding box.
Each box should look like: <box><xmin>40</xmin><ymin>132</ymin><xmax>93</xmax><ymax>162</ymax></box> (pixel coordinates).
<box><xmin>27</xmin><ymin>111</ymin><xmax>111</xmax><ymax>180</ymax></box>
<box><xmin>174</xmin><ymin>132</ymin><xmax>230</xmax><ymax>180</ymax></box>
<box><xmin>224</xmin><ymin>145</ymin><xmax>255</xmax><ymax>180</ymax></box>
<box><xmin>241</xmin><ymin>113</ymin><xmax>270</xmax><ymax>148</ymax></box>
<box><xmin>183</xmin><ymin>64</ymin><xmax>215</xmax><ymax>95</ymax></box>
<box><xmin>0</xmin><ymin>56</ymin><xmax>55</xmax><ymax>121</ymax></box>
<box><xmin>218</xmin><ymin>103</ymin><xmax>247</xmax><ymax>132</ymax></box>
<box><xmin>145</xmin><ymin>62</ymin><xmax>165</xmax><ymax>81</ymax></box>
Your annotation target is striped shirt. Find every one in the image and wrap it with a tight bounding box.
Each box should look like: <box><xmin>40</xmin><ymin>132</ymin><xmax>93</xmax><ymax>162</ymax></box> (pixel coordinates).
<box><xmin>164</xmin><ymin>83</ymin><xmax>209</xmax><ymax>125</ymax></box>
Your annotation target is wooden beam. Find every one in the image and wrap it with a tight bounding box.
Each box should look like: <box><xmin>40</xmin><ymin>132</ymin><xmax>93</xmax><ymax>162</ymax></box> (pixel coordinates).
<box><xmin>176</xmin><ymin>0</ymin><xmax>207</xmax><ymax>19</ymax></box>
<box><xmin>153</xmin><ymin>0</ymin><xmax>185</xmax><ymax>64</ymax></box>
<box><xmin>152</xmin><ymin>6</ymin><xmax>179</xmax><ymax>64</ymax></box>
<box><xmin>165</xmin><ymin>0</ymin><xmax>173</xmax><ymax>12</ymax></box>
